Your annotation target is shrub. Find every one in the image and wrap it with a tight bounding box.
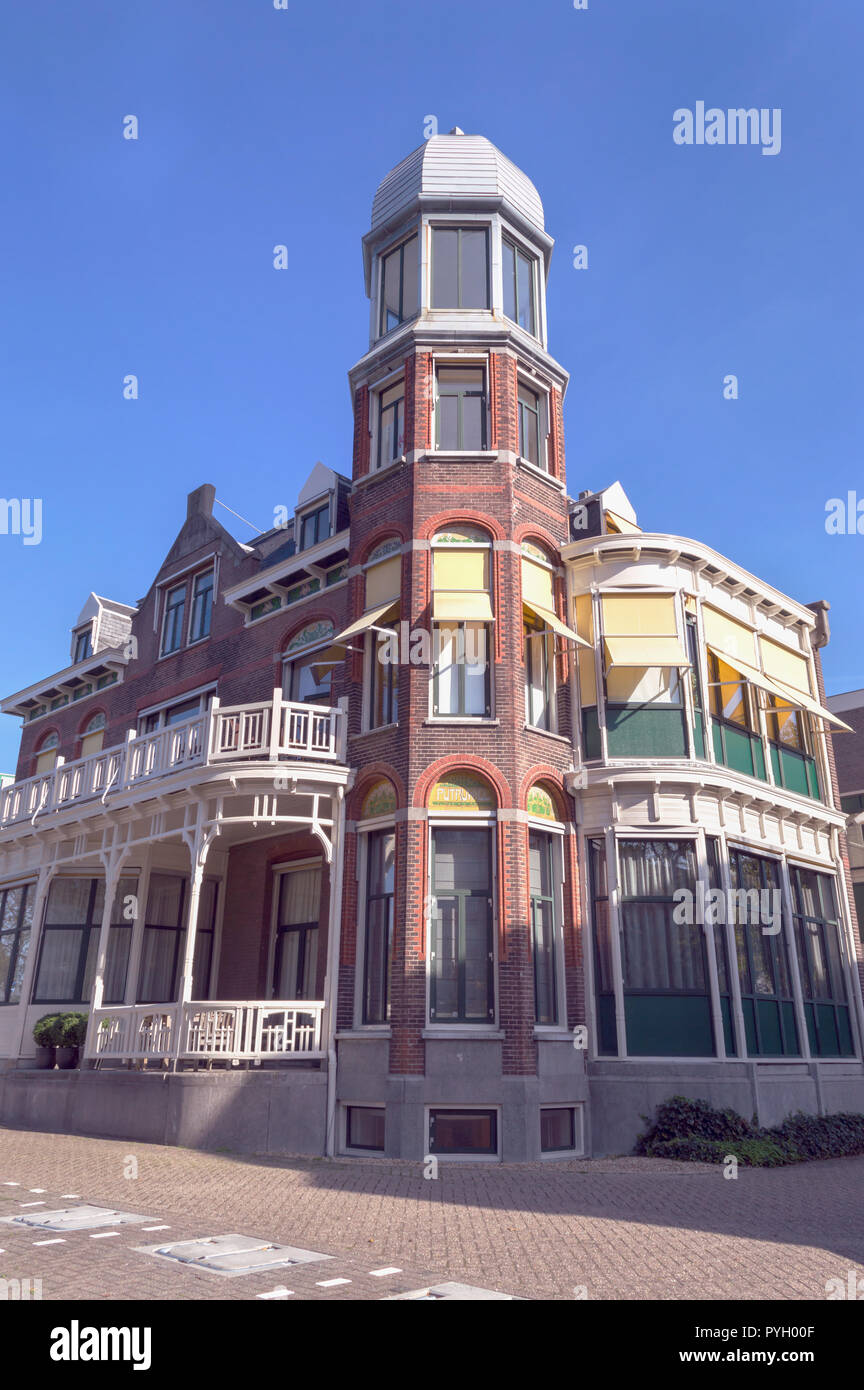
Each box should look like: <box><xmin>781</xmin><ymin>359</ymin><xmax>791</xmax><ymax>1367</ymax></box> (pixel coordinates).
<box><xmin>58</xmin><ymin>1013</ymin><xmax>88</xmax><ymax>1049</ymax></box>
<box><xmin>647</xmin><ymin>1136</ymin><xmax>796</xmax><ymax>1167</ymax></box>
<box><xmin>32</xmin><ymin>1014</ymin><xmax>63</xmax><ymax>1048</ymax></box>
<box><xmin>637</xmin><ymin>1096</ymin><xmax>864</xmax><ymax>1167</ymax></box>
<box><xmin>635</xmin><ymin>1095</ymin><xmax>757</xmax><ymax>1153</ymax></box>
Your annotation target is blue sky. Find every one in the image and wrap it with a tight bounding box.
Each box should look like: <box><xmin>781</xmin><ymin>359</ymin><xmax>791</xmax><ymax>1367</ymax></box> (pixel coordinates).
<box><xmin>0</xmin><ymin>0</ymin><xmax>862</xmax><ymax>771</ymax></box>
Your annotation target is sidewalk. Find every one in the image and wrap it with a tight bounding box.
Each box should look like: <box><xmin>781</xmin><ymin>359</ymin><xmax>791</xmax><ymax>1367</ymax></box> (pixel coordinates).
<box><xmin>1</xmin><ymin>1126</ymin><xmax>863</xmax><ymax>1300</ymax></box>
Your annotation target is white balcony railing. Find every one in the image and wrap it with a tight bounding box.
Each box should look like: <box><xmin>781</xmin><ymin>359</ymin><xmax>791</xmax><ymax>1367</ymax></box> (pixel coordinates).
<box><xmin>87</xmin><ymin>1000</ymin><xmax>325</xmax><ymax>1063</ymax></box>
<box><xmin>0</xmin><ymin>694</ymin><xmax>346</xmax><ymax>830</ymax></box>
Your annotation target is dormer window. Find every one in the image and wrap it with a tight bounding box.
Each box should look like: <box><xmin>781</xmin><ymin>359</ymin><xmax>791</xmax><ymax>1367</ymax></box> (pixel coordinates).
<box><xmin>299</xmin><ymin>502</ymin><xmax>330</xmax><ymax>551</ymax></box>
<box><xmin>502</xmin><ymin>237</ymin><xmax>537</xmax><ymax>336</ymax></box>
<box><xmin>431</xmin><ymin>227</ymin><xmax>489</xmax><ymax>309</ymax></box>
<box><xmin>73</xmin><ymin>627</ymin><xmax>93</xmax><ymax>664</ymax></box>
<box><xmin>379</xmin><ymin>234</ymin><xmax>418</xmax><ymax>337</ymax></box>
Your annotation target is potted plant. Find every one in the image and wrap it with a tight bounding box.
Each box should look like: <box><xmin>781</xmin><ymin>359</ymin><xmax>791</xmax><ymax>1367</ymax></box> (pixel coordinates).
<box><xmin>32</xmin><ymin>1014</ymin><xmax>62</xmax><ymax>1069</ymax></box>
<box><xmin>56</xmin><ymin>1012</ymin><xmax>88</xmax><ymax>1070</ymax></box>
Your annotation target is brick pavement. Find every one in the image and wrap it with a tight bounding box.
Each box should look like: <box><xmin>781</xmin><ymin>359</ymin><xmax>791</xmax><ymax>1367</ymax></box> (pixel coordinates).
<box><xmin>1</xmin><ymin>1126</ymin><xmax>863</xmax><ymax>1300</ymax></box>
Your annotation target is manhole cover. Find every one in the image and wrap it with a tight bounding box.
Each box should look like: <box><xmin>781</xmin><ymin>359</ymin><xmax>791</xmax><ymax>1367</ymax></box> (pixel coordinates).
<box><xmin>1</xmin><ymin>1205</ymin><xmax>153</xmax><ymax>1232</ymax></box>
<box><xmin>137</xmin><ymin>1234</ymin><xmax>332</xmax><ymax>1276</ymax></box>
<box><xmin>385</xmin><ymin>1282</ymin><xmax>521</xmax><ymax>1301</ymax></box>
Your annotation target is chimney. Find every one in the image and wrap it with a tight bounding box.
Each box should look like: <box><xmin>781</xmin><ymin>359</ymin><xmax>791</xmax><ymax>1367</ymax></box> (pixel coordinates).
<box><xmin>807</xmin><ymin>599</ymin><xmax>831</xmax><ymax>649</ymax></box>
<box><xmin>187</xmin><ymin>484</ymin><xmax>216</xmax><ymax>521</ymax></box>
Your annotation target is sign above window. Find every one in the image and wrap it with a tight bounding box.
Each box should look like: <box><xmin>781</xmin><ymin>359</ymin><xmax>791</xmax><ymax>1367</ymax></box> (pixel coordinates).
<box><xmin>429</xmin><ymin>772</ymin><xmax>495</xmax><ymax>814</ymax></box>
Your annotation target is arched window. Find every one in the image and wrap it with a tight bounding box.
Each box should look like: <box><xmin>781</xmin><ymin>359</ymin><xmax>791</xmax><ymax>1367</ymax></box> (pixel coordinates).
<box><xmin>431</xmin><ymin>528</ymin><xmax>493</xmax><ymax>718</ymax></box>
<box><xmin>80</xmin><ymin>712</ymin><xmax>106</xmax><ymax>760</ymax></box>
<box><xmin>35</xmin><ymin>732</ymin><xmax>59</xmax><ymax>775</ymax></box>
<box><xmin>357</xmin><ymin>779</ymin><xmax>397</xmax><ymax>1025</ymax></box>
<box><xmin>282</xmin><ymin>621</ymin><xmax>338</xmax><ymax>706</ymax></box>
<box><xmin>526</xmin><ymin>782</ymin><xmax>566</xmax><ymax>1027</ymax></box>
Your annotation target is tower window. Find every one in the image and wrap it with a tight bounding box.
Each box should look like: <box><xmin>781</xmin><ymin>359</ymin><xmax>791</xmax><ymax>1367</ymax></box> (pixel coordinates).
<box><xmin>435</xmin><ymin>367</ymin><xmax>487</xmax><ymax>451</ymax></box>
<box><xmin>431</xmin><ymin>227</ymin><xmax>489</xmax><ymax>309</ymax></box>
<box><xmin>503</xmin><ymin>237</ymin><xmax>537</xmax><ymax>336</ymax></box>
<box><xmin>377</xmin><ymin>382</ymin><xmax>405</xmax><ymax>469</ymax></box>
<box><xmin>518</xmin><ymin>384</ymin><xmax>542</xmax><ymax>467</ymax></box>
<box><xmin>379</xmin><ymin>234</ymin><xmax>418</xmax><ymax>337</ymax></box>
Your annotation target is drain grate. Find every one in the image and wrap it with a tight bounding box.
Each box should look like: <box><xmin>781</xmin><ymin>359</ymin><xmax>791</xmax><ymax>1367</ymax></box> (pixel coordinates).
<box><xmin>136</xmin><ymin>1234</ymin><xmax>332</xmax><ymax>1277</ymax></box>
<box><xmin>385</xmin><ymin>1282</ymin><xmax>522</xmax><ymax>1301</ymax></box>
<box><xmin>1</xmin><ymin>1204</ymin><xmax>153</xmax><ymax>1232</ymax></box>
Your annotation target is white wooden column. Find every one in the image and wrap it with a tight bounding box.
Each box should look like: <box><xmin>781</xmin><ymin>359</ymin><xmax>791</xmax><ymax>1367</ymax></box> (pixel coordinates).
<box><xmin>123</xmin><ymin>847</ymin><xmax>152</xmax><ymax>1005</ymax></box>
<box><xmin>12</xmin><ymin>863</ymin><xmax>54</xmax><ymax>1060</ymax></box>
<box><xmin>323</xmin><ymin>785</ymin><xmax>346</xmax><ymax>1157</ymax></box>
<box><xmin>82</xmin><ymin>850</ymin><xmax>126</xmax><ymax>1063</ymax></box>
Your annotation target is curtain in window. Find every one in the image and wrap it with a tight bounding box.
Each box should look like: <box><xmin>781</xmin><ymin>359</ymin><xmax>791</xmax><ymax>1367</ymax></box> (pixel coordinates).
<box><xmin>618</xmin><ymin>841</ymin><xmax>703</xmax><ymax>991</ymax></box>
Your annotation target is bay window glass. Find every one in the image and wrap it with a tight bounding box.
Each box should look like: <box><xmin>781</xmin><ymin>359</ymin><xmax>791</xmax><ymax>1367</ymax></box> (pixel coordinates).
<box><xmin>370</xmin><ymin>626</ymin><xmax>398</xmax><ymax>727</ymax></box>
<box><xmin>618</xmin><ymin>840</ymin><xmax>714</xmax><ymax>1056</ymax></box>
<box><xmin>379</xmin><ymin>234</ymin><xmax>418</xmax><ymax>337</ymax></box>
<box><xmin>729</xmin><ymin>850</ymin><xmax>798</xmax><ymax>1056</ymax></box>
<box><xmin>433</xmin><ymin>623</ymin><xmax>489</xmax><ymax>716</ymax></box>
<box><xmin>530</xmin><ymin>830</ymin><xmax>558</xmax><ymax>1025</ymax></box>
<box><xmin>790</xmin><ymin>866</ymin><xmax>853</xmax><ymax>1056</ymax></box>
<box><xmin>138</xmin><ymin>874</ymin><xmax>186</xmax><ymax>1003</ymax></box>
<box><xmin>0</xmin><ymin>883</ymin><xmax>33</xmax><ymax>1005</ymax></box>
<box><xmin>284</xmin><ymin>650</ymin><xmax>333</xmax><ymax>705</ymax></box>
<box><xmin>429</xmin><ymin>827</ymin><xmax>494</xmax><ymax>1024</ymax></box>
<box><xmin>435</xmin><ymin>366</ymin><xmax>487</xmax><ymax>451</ymax></box>
<box><xmin>377</xmin><ymin>382</ymin><xmax>405</xmax><ymax>469</ymax></box>
<box><xmin>363</xmin><ymin>830</ymin><xmax>395</xmax><ymax>1024</ymax></box>
<box><xmin>431</xmin><ymin>226</ymin><xmax>489</xmax><ymax>309</ymax></box>
<box><xmin>503</xmin><ymin>237</ymin><xmax>537</xmax><ymax>335</ymax></box>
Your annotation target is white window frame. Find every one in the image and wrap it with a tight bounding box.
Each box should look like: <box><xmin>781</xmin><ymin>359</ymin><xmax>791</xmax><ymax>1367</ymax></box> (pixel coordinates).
<box><xmin>352</xmin><ymin>817</ymin><xmax>397</xmax><ymax>1030</ymax></box>
<box><xmin>425</xmin><ymin>814</ymin><xmax>499</xmax><ymax>1031</ymax></box>
<box><xmin>528</xmin><ymin>819</ymin><xmax>568</xmax><ymax>1033</ymax></box>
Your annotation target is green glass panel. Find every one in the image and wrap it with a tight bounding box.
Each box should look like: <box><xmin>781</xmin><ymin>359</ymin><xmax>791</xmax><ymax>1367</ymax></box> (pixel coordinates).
<box><xmin>755</xmin><ymin>998</ymin><xmax>783</xmax><ymax>1055</ymax></box>
<box><xmin>742</xmin><ymin>997</ymin><xmax>758</xmax><ymax>1054</ymax></box>
<box><xmin>582</xmin><ymin>707</ymin><xmax>602</xmax><ymax>760</ymax></box>
<box><xmin>804</xmin><ymin>1002</ymin><xmax>818</xmax><ymax>1054</ymax></box>
<box><xmin>693</xmin><ymin>716</ymin><xmax>706</xmax><ymax>759</ymax></box>
<box><xmin>781</xmin><ymin>1000</ymin><xmax>800</xmax><ymax>1055</ymax></box>
<box><xmin>837</xmin><ymin>1006</ymin><xmax>854</xmax><ymax>1056</ymax></box>
<box><xmin>752</xmin><ymin>736</ymin><xmax>767</xmax><ymax>781</ymax></box>
<box><xmin>813</xmin><ymin>1003</ymin><xmax>841</xmax><ymax>1057</ymax></box>
<box><xmin>624</xmin><ymin>994</ymin><xmax>715</xmax><ymax>1057</ymax></box>
<box><xmin>770</xmin><ymin>744</ymin><xmax>781</xmax><ymax>783</ymax></box>
<box><xmin>605</xmin><ymin>707</ymin><xmax>687</xmax><ymax>758</ymax></box>
<box><xmin>719</xmin><ymin>995</ymin><xmax>735</xmax><ymax>1055</ymax></box>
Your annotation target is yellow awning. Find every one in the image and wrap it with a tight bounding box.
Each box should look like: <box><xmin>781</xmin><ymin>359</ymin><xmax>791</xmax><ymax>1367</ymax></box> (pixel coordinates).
<box><xmin>433</xmin><ymin>548</ymin><xmax>488</xmax><ymax>592</ymax></box>
<box><xmin>605</xmin><ymin>509</ymin><xmax>642</xmax><ymax>535</ymax></box>
<box><xmin>433</xmin><ymin>592</ymin><xmax>495</xmax><ymax>622</ymax></box>
<box><xmin>521</xmin><ymin>557</ymin><xmax>555</xmax><ymax>611</ymax></box>
<box><xmin>706</xmin><ymin>646</ymin><xmax>852</xmax><ymax>731</ymax></box>
<box><xmin>601</xmin><ymin>592</ymin><xmax>678</xmax><ymax>637</ymax></box>
<box><xmin>524</xmin><ymin>599</ymin><xmax>592</xmax><ymax>648</ymax></box>
<box><xmin>759</xmin><ymin>635</ymin><xmax>811</xmax><ymax>696</ymax></box>
<box><xmin>333</xmin><ymin>600</ymin><xmax>399</xmax><ymax>645</ymax></box>
<box><xmin>604</xmin><ymin>635</ymin><xmax>690</xmax><ymax>668</ymax></box>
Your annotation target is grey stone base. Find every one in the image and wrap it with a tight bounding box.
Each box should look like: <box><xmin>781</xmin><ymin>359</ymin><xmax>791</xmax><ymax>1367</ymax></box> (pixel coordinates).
<box><xmin>587</xmin><ymin>1058</ymin><xmax>864</xmax><ymax>1155</ymax></box>
<box><xmin>0</xmin><ymin>1067</ymin><xmax>328</xmax><ymax>1157</ymax></box>
<box><xmin>336</xmin><ymin>1035</ymin><xmax>589</xmax><ymax>1160</ymax></box>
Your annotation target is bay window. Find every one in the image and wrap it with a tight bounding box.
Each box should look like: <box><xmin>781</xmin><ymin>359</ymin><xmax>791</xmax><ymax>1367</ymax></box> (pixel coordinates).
<box><xmin>377</xmin><ymin>381</ymin><xmax>404</xmax><ymax>469</ymax></box>
<box><xmin>0</xmin><ymin>883</ymin><xmax>33</xmax><ymax>1005</ymax></box>
<box><xmin>790</xmin><ymin>867</ymin><xmax>853</xmax><ymax>1056</ymax></box>
<box><xmin>434</xmin><ymin>366</ymin><xmax>487</xmax><ymax>451</ymax></box>
<box><xmin>517</xmin><ymin>383</ymin><xmax>542</xmax><ymax>466</ymax></box>
<box><xmin>503</xmin><ymin>236</ymin><xmax>537</xmax><ymax>335</ymax></box>
<box><xmin>363</xmin><ymin>830</ymin><xmax>395</xmax><ymax>1024</ymax></box>
<box><xmin>431</xmin><ymin>226</ymin><xmax>489</xmax><ymax>309</ymax></box>
<box><xmin>429</xmin><ymin>827</ymin><xmax>494</xmax><ymax>1024</ymax></box>
<box><xmin>431</xmin><ymin>534</ymin><xmax>493</xmax><ymax>718</ymax></box>
<box><xmin>529</xmin><ymin>830</ymin><xmax>559</xmax><ymax>1025</ymax></box>
<box><xmin>379</xmin><ymin>234</ymin><xmax>418</xmax><ymax>337</ymax></box>
<box><xmin>600</xmin><ymin>593</ymin><xmax>690</xmax><ymax>757</ymax></box>
<box><xmin>729</xmin><ymin>850</ymin><xmax>798</xmax><ymax>1056</ymax></box>
<box><xmin>34</xmin><ymin>876</ymin><xmax>136</xmax><ymax>1005</ymax></box>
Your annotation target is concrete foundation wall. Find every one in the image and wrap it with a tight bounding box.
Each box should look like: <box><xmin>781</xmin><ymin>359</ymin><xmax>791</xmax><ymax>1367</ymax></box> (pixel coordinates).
<box><xmin>0</xmin><ymin>1067</ymin><xmax>328</xmax><ymax>1158</ymax></box>
<box><xmin>587</xmin><ymin>1059</ymin><xmax>864</xmax><ymax>1155</ymax></box>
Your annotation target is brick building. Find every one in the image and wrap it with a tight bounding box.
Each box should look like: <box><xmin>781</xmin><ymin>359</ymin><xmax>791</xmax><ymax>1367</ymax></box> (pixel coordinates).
<box><xmin>1</xmin><ymin>131</ymin><xmax>863</xmax><ymax>1159</ymax></box>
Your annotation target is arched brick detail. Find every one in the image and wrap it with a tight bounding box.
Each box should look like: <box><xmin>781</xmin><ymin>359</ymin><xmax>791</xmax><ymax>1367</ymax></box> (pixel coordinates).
<box><xmin>412</xmin><ymin>755</ymin><xmax>512</xmax><ymax>809</ymax></box>
<box><xmin>279</xmin><ymin>609</ymin><xmax>341</xmax><ymax>656</ymax></box>
<box><xmin>76</xmin><ymin>706</ymin><xmax>108</xmax><ymax>739</ymax></box>
<box><xmin>348</xmin><ymin>764</ymin><xmax>405</xmax><ymax>817</ymax></box>
<box><xmin>358</xmin><ymin>526</ymin><xmax>409</xmax><ymax>567</ymax></box>
<box><xmin>518</xmin><ymin>768</ymin><xmax>571</xmax><ymax>820</ymax></box>
<box><xmin>514</xmin><ymin>523</ymin><xmax>561</xmax><ymax>555</ymax></box>
<box><xmin>418</xmin><ymin>511</ymin><xmax>505</xmax><ymax>542</ymax></box>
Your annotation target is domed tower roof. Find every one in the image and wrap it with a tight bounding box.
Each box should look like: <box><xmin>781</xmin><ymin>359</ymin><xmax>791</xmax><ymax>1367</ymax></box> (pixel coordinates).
<box><xmin>370</xmin><ymin>130</ymin><xmax>546</xmax><ymax>237</ymax></box>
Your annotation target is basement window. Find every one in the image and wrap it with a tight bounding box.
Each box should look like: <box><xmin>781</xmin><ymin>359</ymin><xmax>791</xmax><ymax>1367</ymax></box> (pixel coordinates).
<box><xmin>345</xmin><ymin>1106</ymin><xmax>386</xmax><ymax>1152</ymax></box>
<box><xmin>428</xmin><ymin>1108</ymin><xmax>498</xmax><ymax>1156</ymax></box>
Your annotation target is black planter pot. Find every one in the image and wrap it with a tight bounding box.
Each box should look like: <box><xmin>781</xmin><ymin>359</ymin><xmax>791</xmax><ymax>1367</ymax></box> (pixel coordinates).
<box><xmin>33</xmin><ymin>1045</ymin><xmax>55</xmax><ymax>1070</ymax></box>
<box><xmin>55</xmin><ymin>1046</ymin><xmax>79</xmax><ymax>1070</ymax></box>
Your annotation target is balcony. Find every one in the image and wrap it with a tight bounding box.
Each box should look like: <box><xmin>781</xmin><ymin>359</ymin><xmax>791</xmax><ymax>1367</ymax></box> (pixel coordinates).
<box><xmin>87</xmin><ymin>1000</ymin><xmax>325</xmax><ymax>1065</ymax></box>
<box><xmin>0</xmin><ymin>695</ymin><xmax>347</xmax><ymax>831</ymax></box>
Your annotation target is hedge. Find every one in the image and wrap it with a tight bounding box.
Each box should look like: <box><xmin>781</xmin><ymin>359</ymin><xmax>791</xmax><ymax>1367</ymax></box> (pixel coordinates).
<box><xmin>636</xmin><ymin>1095</ymin><xmax>864</xmax><ymax>1167</ymax></box>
